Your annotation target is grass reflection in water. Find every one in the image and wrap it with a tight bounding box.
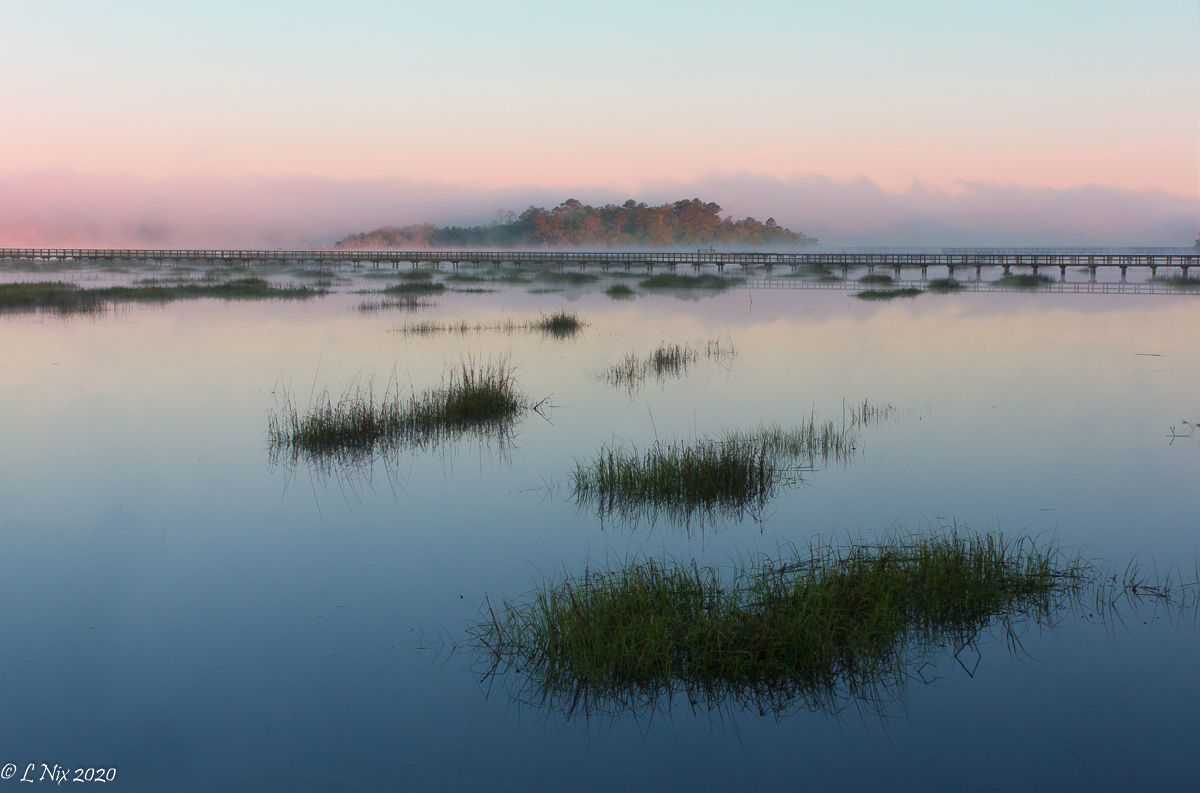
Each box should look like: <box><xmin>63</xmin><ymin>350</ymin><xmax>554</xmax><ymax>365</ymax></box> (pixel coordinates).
<box><xmin>601</xmin><ymin>337</ymin><xmax>736</xmax><ymax>397</ymax></box>
<box><xmin>571</xmin><ymin>403</ymin><xmax>892</xmax><ymax>530</ymax></box>
<box><xmin>471</xmin><ymin>528</ymin><xmax>1086</xmax><ymax>721</ymax></box>
<box><xmin>0</xmin><ymin>278</ymin><xmax>322</xmax><ymax>314</ymax></box>
<box><xmin>267</xmin><ymin>356</ymin><xmax>528</xmax><ymax>474</ymax></box>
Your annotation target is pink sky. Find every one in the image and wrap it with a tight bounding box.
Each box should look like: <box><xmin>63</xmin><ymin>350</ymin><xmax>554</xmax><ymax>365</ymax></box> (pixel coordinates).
<box><xmin>0</xmin><ymin>1</ymin><xmax>1195</xmax><ymax>247</ymax></box>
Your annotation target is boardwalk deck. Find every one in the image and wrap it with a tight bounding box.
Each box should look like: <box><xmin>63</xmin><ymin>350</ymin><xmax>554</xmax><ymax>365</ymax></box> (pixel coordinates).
<box><xmin>1</xmin><ymin>247</ymin><xmax>1198</xmax><ymax>277</ymax></box>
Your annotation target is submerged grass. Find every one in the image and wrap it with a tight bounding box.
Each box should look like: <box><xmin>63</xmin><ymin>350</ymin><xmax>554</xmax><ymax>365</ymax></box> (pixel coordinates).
<box><xmin>995</xmin><ymin>273</ymin><xmax>1053</xmax><ymax>289</ymax></box>
<box><xmin>926</xmin><ymin>277</ymin><xmax>965</xmax><ymax>292</ymax></box>
<box><xmin>638</xmin><ymin>273</ymin><xmax>743</xmax><ymax>290</ymax></box>
<box><xmin>603</xmin><ymin>338</ymin><xmax>736</xmax><ymax>397</ymax></box>
<box><xmin>0</xmin><ymin>278</ymin><xmax>322</xmax><ymax>314</ymax></box>
<box><xmin>267</xmin><ymin>356</ymin><xmax>527</xmax><ymax>468</ymax></box>
<box><xmin>472</xmin><ymin>528</ymin><xmax>1083</xmax><ymax>719</ymax></box>
<box><xmin>857</xmin><ymin>273</ymin><xmax>894</xmax><ymax>285</ymax></box>
<box><xmin>854</xmin><ymin>288</ymin><xmax>923</xmax><ymax>301</ymax></box>
<box><xmin>1151</xmin><ymin>275</ymin><xmax>1200</xmax><ymax>290</ymax></box>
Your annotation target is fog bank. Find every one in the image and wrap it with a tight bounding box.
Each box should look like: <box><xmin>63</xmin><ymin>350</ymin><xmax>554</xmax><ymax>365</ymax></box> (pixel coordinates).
<box><xmin>0</xmin><ymin>171</ymin><xmax>1194</xmax><ymax>249</ymax></box>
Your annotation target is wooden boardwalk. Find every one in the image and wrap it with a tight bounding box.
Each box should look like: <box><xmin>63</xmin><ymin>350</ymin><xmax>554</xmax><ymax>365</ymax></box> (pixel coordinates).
<box><xmin>2</xmin><ymin>247</ymin><xmax>1198</xmax><ymax>278</ymax></box>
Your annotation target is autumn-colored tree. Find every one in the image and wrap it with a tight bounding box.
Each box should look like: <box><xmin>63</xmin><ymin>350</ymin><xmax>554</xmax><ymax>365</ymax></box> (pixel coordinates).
<box><xmin>336</xmin><ymin>199</ymin><xmax>815</xmax><ymax>249</ymax></box>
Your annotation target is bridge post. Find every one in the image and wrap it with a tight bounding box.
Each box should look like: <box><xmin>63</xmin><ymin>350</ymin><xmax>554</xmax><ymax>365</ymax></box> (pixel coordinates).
<box><xmin>1150</xmin><ymin>265</ymin><xmax>1157</xmax><ymax>278</ymax></box>
<box><xmin>946</xmin><ymin>264</ymin><xmax>953</xmax><ymax>278</ymax></box>
<box><xmin>1003</xmin><ymin>265</ymin><xmax>1011</xmax><ymax>276</ymax></box>
<box><xmin>1059</xmin><ymin>265</ymin><xmax>1066</xmax><ymax>280</ymax></box>
<box><xmin>894</xmin><ymin>264</ymin><xmax>901</xmax><ymax>279</ymax></box>
<box><xmin>975</xmin><ymin>265</ymin><xmax>982</xmax><ymax>280</ymax></box>
<box><xmin>1031</xmin><ymin>265</ymin><xmax>1039</xmax><ymax>276</ymax></box>
<box><xmin>842</xmin><ymin>265</ymin><xmax>849</xmax><ymax>279</ymax></box>
<box><xmin>1089</xmin><ymin>266</ymin><xmax>1097</xmax><ymax>282</ymax></box>
<box><xmin>1183</xmin><ymin>265</ymin><xmax>1191</xmax><ymax>279</ymax></box>
<box><xmin>1119</xmin><ymin>265</ymin><xmax>1127</xmax><ymax>282</ymax></box>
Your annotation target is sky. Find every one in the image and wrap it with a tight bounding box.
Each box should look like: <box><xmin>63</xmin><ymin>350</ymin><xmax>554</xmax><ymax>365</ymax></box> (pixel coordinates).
<box><xmin>0</xmin><ymin>0</ymin><xmax>1196</xmax><ymax>246</ymax></box>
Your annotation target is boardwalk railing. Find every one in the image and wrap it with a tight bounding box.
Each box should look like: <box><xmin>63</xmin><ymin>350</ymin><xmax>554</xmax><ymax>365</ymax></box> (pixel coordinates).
<box><xmin>1</xmin><ymin>247</ymin><xmax>1197</xmax><ymax>274</ymax></box>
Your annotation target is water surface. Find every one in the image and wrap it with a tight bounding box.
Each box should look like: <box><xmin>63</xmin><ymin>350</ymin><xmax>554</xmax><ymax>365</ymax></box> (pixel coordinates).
<box><xmin>1</xmin><ymin>267</ymin><xmax>1198</xmax><ymax>790</ymax></box>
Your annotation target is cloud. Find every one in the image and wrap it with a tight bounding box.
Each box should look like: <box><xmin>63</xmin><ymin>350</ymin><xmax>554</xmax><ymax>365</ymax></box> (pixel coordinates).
<box><xmin>641</xmin><ymin>173</ymin><xmax>1199</xmax><ymax>247</ymax></box>
<box><xmin>0</xmin><ymin>170</ymin><xmax>1194</xmax><ymax>249</ymax></box>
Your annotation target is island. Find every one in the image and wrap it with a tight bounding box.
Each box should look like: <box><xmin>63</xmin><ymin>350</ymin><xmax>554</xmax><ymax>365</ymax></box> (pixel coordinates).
<box><xmin>336</xmin><ymin>198</ymin><xmax>816</xmax><ymax>249</ymax></box>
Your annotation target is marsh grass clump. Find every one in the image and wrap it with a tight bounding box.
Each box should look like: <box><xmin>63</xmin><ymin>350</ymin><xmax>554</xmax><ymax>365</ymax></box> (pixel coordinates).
<box><xmin>356</xmin><ymin>296</ymin><xmax>435</xmax><ymax>313</ymax></box>
<box><xmin>854</xmin><ymin>288</ymin><xmax>923</xmax><ymax>301</ymax></box>
<box><xmin>532</xmin><ymin>309</ymin><xmax>585</xmax><ymax>338</ymax></box>
<box><xmin>605</xmin><ymin>283</ymin><xmax>635</xmax><ymax>299</ymax></box>
<box><xmin>393</xmin><ymin>310</ymin><xmax>586</xmax><ymax>339</ymax></box>
<box><xmin>844</xmin><ymin>399</ymin><xmax>898</xmax><ymax>428</ymax></box>
<box><xmin>268</xmin><ymin>356</ymin><xmax>527</xmax><ymax>468</ymax></box>
<box><xmin>572</xmin><ymin>412</ymin><xmax>862</xmax><ymax>528</ymax></box>
<box><xmin>571</xmin><ymin>437</ymin><xmax>784</xmax><ymax>527</ymax></box>
<box><xmin>858</xmin><ymin>273</ymin><xmax>894</xmax><ymax>285</ymax></box>
<box><xmin>0</xmin><ymin>278</ymin><xmax>321</xmax><ymax>314</ymax></box>
<box><xmin>995</xmin><ymin>273</ymin><xmax>1052</xmax><ymax>289</ymax></box>
<box><xmin>639</xmin><ymin>273</ymin><xmax>742</xmax><ymax>290</ymax></box>
<box><xmin>1151</xmin><ymin>274</ymin><xmax>1200</xmax><ymax>290</ymax></box>
<box><xmin>602</xmin><ymin>337</ymin><xmax>736</xmax><ymax>397</ymax></box>
<box><xmin>472</xmin><ymin>529</ymin><xmax>1083</xmax><ymax>719</ymax></box>
<box><xmin>926</xmin><ymin>278</ymin><xmax>964</xmax><ymax>292</ymax></box>
<box><xmin>0</xmin><ymin>281</ymin><xmax>105</xmax><ymax>314</ymax></box>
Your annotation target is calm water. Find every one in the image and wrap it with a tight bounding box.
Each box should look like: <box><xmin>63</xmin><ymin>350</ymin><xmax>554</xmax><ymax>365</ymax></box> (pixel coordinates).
<box><xmin>1</xmin><ymin>266</ymin><xmax>1199</xmax><ymax>790</ymax></box>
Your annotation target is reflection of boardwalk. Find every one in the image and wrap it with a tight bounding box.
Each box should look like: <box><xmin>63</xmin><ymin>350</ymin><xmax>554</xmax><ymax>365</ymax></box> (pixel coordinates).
<box><xmin>744</xmin><ymin>278</ymin><xmax>1200</xmax><ymax>295</ymax></box>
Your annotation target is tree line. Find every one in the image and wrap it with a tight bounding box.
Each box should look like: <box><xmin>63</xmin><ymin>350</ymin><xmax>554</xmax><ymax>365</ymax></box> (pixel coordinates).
<box><xmin>336</xmin><ymin>198</ymin><xmax>815</xmax><ymax>249</ymax></box>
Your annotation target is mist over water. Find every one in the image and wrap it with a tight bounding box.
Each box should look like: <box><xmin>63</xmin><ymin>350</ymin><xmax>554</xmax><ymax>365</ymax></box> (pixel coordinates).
<box><xmin>1</xmin><ymin>170</ymin><xmax>1194</xmax><ymax>249</ymax></box>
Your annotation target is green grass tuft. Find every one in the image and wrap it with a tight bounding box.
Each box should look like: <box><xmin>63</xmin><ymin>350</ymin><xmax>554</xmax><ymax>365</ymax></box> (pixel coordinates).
<box><xmin>268</xmin><ymin>356</ymin><xmax>527</xmax><ymax>469</ymax></box>
<box><xmin>356</xmin><ymin>296</ymin><xmax>435</xmax><ymax>312</ymax></box>
<box><xmin>995</xmin><ymin>273</ymin><xmax>1052</xmax><ymax>289</ymax></box>
<box><xmin>854</xmin><ymin>288</ymin><xmax>923</xmax><ymax>301</ymax></box>
<box><xmin>605</xmin><ymin>283</ymin><xmax>635</xmax><ymax>299</ymax></box>
<box><xmin>0</xmin><ymin>278</ymin><xmax>322</xmax><ymax>314</ymax></box>
<box><xmin>1151</xmin><ymin>275</ymin><xmax>1200</xmax><ymax>290</ymax></box>
<box><xmin>602</xmin><ymin>338</ymin><xmax>736</xmax><ymax>397</ymax></box>
<box><xmin>925</xmin><ymin>278</ymin><xmax>964</xmax><ymax>292</ymax></box>
<box><xmin>571</xmin><ymin>411</ymin><xmax>863</xmax><ymax>528</ymax></box>
<box><xmin>392</xmin><ymin>310</ymin><xmax>585</xmax><ymax>339</ymax></box>
<box><xmin>857</xmin><ymin>273</ymin><xmax>894</xmax><ymax>285</ymax></box>
<box><xmin>471</xmin><ymin>528</ymin><xmax>1084</xmax><ymax>719</ymax></box>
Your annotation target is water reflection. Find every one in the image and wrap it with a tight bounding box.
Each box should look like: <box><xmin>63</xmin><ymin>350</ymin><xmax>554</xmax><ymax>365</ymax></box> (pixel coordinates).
<box><xmin>266</xmin><ymin>357</ymin><xmax>529</xmax><ymax>480</ymax></box>
<box><xmin>570</xmin><ymin>403</ymin><xmax>893</xmax><ymax>531</ymax></box>
<box><xmin>469</xmin><ymin>531</ymin><xmax>1199</xmax><ymax>725</ymax></box>
<box><xmin>599</xmin><ymin>336</ymin><xmax>736</xmax><ymax>398</ymax></box>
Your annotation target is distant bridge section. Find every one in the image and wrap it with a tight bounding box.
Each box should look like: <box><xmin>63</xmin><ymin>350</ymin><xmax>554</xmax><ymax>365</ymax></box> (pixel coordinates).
<box><xmin>2</xmin><ymin>247</ymin><xmax>1198</xmax><ymax>279</ymax></box>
